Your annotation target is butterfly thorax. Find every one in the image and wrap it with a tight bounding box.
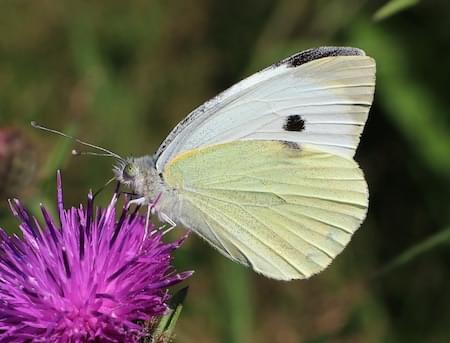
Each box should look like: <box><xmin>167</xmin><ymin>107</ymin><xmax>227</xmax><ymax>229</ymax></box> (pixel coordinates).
<box><xmin>113</xmin><ymin>155</ymin><xmax>169</xmax><ymax>203</ymax></box>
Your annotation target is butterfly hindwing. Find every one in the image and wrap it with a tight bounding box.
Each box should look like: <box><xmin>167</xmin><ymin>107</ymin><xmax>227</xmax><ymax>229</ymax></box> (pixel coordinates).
<box><xmin>162</xmin><ymin>140</ymin><xmax>368</xmax><ymax>280</ymax></box>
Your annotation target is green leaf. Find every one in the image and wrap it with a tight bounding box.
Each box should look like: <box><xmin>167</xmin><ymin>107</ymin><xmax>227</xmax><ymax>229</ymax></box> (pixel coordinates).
<box><xmin>218</xmin><ymin>258</ymin><xmax>253</xmax><ymax>343</ymax></box>
<box><xmin>374</xmin><ymin>0</ymin><xmax>420</xmax><ymax>21</ymax></box>
<box><xmin>163</xmin><ymin>286</ymin><xmax>189</xmax><ymax>338</ymax></box>
<box><xmin>150</xmin><ymin>287</ymin><xmax>189</xmax><ymax>343</ymax></box>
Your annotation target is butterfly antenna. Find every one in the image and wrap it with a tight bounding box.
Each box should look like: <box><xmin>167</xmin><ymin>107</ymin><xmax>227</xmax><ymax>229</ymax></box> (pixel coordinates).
<box><xmin>31</xmin><ymin>121</ymin><xmax>125</xmax><ymax>162</ymax></box>
<box><xmin>72</xmin><ymin>150</ymin><xmax>118</xmax><ymax>158</ymax></box>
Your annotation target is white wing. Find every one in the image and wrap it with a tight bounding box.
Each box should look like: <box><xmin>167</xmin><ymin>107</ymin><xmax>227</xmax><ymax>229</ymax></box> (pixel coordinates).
<box><xmin>155</xmin><ymin>47</ymin><xmax>375</xmax><ymax>171</ymax></box>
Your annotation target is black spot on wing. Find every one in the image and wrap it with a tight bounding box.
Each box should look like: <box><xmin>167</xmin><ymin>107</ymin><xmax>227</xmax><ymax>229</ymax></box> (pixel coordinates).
<box><xmin>276</xmin><ymin>46</ymin><xmax>365</xmax><ymax>68</ymax></box>
<box><xmin>283</xmin><ymin>115</ymin><xmax>305</xmax><ymax>132</ymax></box>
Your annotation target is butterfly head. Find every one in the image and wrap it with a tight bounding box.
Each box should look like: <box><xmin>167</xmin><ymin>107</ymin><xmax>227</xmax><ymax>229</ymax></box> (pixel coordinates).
<box><xmin>113</xmin><ymin>155</ymin><xmax>163</xmax><ymax>198</ymax></box>
<box><xmin>113</xmin><ymin>158</ymin><xmax>138</xmax><ymax>186</ymax></box>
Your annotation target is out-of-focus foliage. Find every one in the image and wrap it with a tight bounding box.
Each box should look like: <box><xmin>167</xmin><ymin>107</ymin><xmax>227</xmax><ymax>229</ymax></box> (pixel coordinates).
<box><xmin>374</xmin><ymin>0</ymin><xmax>420</xmax><ymax>21</ymax></box>
<box><xmin>0</xmin><ymin>127</ymin><xmax>37</xmax><ymax>199</ymax></box>
<box><xmin>0</xmin><ymin>1</ymin><xmax>449</xmax><ymax>342</ymax></box>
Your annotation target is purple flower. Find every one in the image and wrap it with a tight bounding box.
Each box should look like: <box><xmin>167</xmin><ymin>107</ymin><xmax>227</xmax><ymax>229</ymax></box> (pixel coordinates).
<box><xmin>0</xmin><ymin>172</ymin><xmax>192</xmax><ymax>342</ymax></box>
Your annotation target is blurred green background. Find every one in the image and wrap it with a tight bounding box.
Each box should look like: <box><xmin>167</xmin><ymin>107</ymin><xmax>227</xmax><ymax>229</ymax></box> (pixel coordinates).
<box><xmin>1</xmin><ymin>0</ymin><xmax>450</xmax><ymax>342</ymax></box>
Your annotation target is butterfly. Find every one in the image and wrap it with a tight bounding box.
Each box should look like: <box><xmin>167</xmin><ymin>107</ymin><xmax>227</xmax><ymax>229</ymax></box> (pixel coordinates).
<box><xmin>36</xmin><ymin>46</ymin><xmax>375</xmax><ymax>281</ymax></box>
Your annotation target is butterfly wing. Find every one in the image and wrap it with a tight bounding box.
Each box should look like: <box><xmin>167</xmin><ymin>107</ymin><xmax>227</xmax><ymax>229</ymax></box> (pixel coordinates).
<box><xmin>162</xmin><ymin>140</ymin><xmax>368</xmax><ymax>280</ymax></box>
<box><xmin>155</xmin><ymin>47</ymin><xmax>375</xmax><ymax>171</ymax></box>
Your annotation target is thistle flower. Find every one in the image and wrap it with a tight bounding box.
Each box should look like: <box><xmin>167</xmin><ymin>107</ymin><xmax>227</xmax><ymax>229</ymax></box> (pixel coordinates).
<box><xmin>0</xmin><ymin>172</ymin><xmax>192</xmax><ymax>342</ymax></box>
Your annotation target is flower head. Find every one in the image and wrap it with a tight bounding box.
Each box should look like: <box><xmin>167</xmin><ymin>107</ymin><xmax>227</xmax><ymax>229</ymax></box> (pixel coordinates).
<box><xmin>0</xmin><ymin>172</ymin><xmax>192</xmax><ymax>342</ymax></box>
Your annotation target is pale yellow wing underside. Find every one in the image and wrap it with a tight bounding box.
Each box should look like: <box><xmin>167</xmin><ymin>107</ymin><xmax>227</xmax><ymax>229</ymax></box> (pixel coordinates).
<box><xmin>163</xmin><ymin>140</ymin><xmax>368</xmax><ymax>280</ymax></box>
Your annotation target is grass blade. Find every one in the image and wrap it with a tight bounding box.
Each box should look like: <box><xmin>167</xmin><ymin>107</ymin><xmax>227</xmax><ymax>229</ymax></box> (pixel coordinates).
<box><xmin>375</xmin><ymin>227</ymin><xmax>450</xmax><ymax>277</ymax></box>
<box><xmin>374</xmin><ymin>0</ymin><xmax>419</xmax><ymax>21</ymax></box>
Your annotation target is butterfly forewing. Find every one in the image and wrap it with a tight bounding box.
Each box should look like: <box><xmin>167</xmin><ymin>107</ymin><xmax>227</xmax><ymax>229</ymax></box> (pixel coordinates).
<box><xmin>155</xmin><ymin>47</ymin><xmax>375</xmax><ymax>171</ymax></box>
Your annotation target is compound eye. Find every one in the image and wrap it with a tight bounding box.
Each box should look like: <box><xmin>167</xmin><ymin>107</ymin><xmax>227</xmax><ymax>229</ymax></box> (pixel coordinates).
<box><xmin>122</xmin><ymin>163</ymin><xmax>136</xmax><ymax>181</ymax></box>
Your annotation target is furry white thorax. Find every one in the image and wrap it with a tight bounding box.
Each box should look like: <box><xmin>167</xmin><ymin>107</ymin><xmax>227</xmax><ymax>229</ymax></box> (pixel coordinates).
<box><xmin>113</xmin><ymin>155</ymin><xmax>183</xmax><ymax>226</ymax></box>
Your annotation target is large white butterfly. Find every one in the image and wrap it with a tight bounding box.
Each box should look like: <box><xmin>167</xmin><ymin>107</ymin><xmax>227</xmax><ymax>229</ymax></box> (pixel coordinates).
<box><xmin>115</xmin><ymin>46</ymin><xmax>376</xmax><ymax>281</ymax></box>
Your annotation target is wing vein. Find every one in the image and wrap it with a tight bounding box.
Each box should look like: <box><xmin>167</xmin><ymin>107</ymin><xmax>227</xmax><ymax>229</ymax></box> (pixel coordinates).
<box><xmin>185</xmin><ymin>196</ymin><xmax>293</xmax><ymax>278</ymax></box>
<box><xmin>243</xmin><ymin>206</ymin><xmax>331</xmax><ymax>265</ymax></box>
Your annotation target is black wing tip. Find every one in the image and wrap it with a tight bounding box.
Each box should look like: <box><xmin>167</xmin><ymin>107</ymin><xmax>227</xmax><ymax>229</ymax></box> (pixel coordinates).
<box><xmin>278</xmin><ymin>46</ymin><xmax>366</xmax><ymax>68</ymax></box>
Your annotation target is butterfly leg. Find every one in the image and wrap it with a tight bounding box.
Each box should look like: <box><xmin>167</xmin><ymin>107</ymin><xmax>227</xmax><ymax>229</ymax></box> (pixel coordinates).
<box><xmin>127</xmin><ymin>196</ymin><xmax>147</xmax><ymax>207</ymax></box>
<box><xmin>126</xmin><ymin>197</ymin><xmax>153</xmax><ymax>242</ymax></box>
<box><xmin>144</xmin><ymin>194</ymin><xmax>165</xmax><ymax>237</ymax></box>
<box><xmin>144</xmin><ymin>204</ymin><xmax>152</xmax><ymax>238</ymax></box>
<box><xmin>160</xmin><ymin>212</ymin><xmax>177</xmax><ymax>234</ymax></box>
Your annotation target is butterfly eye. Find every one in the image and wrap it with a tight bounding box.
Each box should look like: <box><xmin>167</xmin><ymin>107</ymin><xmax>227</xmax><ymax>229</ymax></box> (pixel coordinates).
<box><xmin>122</xmin><ymin>163</ymin><xmax>137</xmax><ymax>180</ymax></box>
